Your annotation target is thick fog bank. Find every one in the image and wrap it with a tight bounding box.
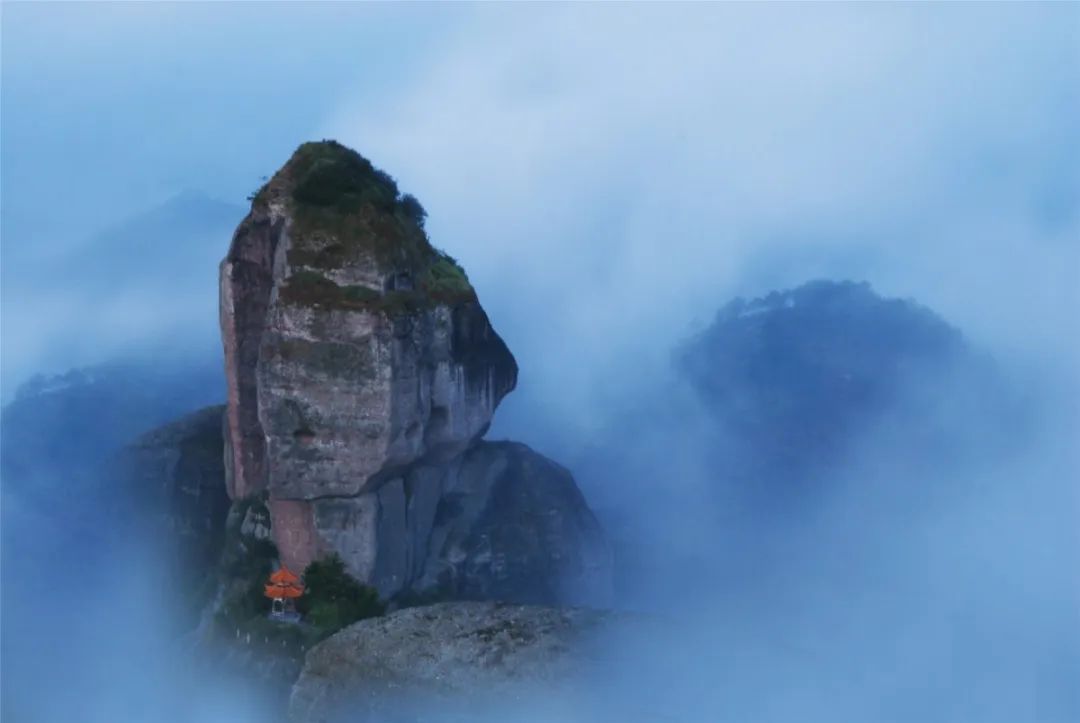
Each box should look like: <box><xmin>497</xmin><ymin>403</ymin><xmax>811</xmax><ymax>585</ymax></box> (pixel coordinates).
<box><xmin>2</xmin><ymin>280</ymin><xmax>1075</xmax><ymax>723</ymax></box>
<box><xmin>632</xmin><ymin>401</ymin><xmax>1075</xmax><ymax>719</ymax></box>
<box><xmin>0</xmin><ymin>490</ymin><xmax>276</xmax><ymax>723</ymax></box>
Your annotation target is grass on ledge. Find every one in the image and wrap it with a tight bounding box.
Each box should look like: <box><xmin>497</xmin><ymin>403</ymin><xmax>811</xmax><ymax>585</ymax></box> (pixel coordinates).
<box><xmin>280</xmin><ymin>262</ymin><xmax>475</xmax><ymax>314</ymax></box>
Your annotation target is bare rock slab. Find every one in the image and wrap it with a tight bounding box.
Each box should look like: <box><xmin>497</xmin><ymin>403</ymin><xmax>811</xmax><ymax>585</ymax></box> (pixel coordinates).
<box><xmin>289</xmin><ymin>601</ymin><xmax>619</xmax><ymax>723</ymax></box>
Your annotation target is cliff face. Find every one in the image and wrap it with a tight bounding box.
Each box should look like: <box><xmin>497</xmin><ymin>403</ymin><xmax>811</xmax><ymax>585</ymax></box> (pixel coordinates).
<box><xmin>348</xmin><ymin>441</ymin><xmax>612</xmax><ymax>604</ymax></box>
<box><xmin>220</xmin><ymin>141</ymin><xmax>605</xmax><ymax>603</ymax></box>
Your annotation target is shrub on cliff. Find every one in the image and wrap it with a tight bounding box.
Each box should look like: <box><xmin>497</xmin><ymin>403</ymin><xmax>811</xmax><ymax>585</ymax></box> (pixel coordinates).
<box><xmin>290</xmin><ymin>140</ymin><xmax>399</xmax><ymax>212</ymax></box>
<box><xmin>300</xmin><ymin>554</ymin><xmax>384</xmax><ymax>637</ymax></box>
<box><xmin>214</xmin><ymin>495</ymin><xmax>278</xmax><ymax>627</ymax></box>
<box><xmin>216</xmin><ymin>535</ymin><xmax>277</xmax><ymax>627</ymax></box>
<box><xmin>400</xmin><ymin>193</ymin><xmax>427</xmax><ymax>228</ymax></box>
<box><xmin>284</xmin><ymin>141</ymin><xmax>436</xmax><ymax>272</ymax></box>
<box><xmin>424</xmin><ymin>256</ymin><xmax>476</xmax><ymax>304</ymax></box>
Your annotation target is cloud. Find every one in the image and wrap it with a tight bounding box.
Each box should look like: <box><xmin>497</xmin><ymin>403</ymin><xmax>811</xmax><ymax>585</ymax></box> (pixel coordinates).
<box><xmin>322</xmin><ymin>3</ymin><xmax>1079</xmax><ymax>431</ymax></box>
<box><xmin>3</xmin><ymin>3</ymin><xmax>1074</xmax><ymax>411</ymax></box>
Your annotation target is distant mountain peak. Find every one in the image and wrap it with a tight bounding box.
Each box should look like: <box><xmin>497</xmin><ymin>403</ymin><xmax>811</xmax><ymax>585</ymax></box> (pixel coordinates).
<box><xmin>678</xmin><ymin>279</ymin><xmax>976</xmax><ymax>492</ymax></box>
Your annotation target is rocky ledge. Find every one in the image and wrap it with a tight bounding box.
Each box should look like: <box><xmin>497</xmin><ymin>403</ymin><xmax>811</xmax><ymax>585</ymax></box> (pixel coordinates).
<box><xmin>288</xmin><ymin>601</ymin><xmax>619</xmax><ymax>723</ymax></box>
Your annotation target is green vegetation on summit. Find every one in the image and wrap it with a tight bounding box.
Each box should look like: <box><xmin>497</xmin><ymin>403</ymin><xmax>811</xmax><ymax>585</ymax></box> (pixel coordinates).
<box><xmin>251</xmin><ymin>140</ymin><xmax>476</xmax><ymax>314</ymax></box>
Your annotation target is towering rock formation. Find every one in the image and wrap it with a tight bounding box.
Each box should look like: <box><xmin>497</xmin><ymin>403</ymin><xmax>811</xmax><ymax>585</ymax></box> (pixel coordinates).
<box><xmin>220</xmin><ymin>141</ymin><xmax>609</xmax><ymax>605</ymax></box>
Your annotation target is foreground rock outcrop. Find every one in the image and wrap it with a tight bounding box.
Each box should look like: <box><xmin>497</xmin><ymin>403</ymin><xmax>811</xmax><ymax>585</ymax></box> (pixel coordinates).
<box><xmin>219</xmin><ymin>141</ymin><xmax>610</xmax><ymax>605</ymax></box>
<box><xmin>289</xmin><ymin>601</ymin><xmax>617</xmax><ymax>723</ymax></box>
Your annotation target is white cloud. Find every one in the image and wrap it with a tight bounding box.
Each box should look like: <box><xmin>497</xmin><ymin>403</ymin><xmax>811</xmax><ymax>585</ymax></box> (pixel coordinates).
<box><xmin>323</xmin><ymin>3</ymin><xmax>1079</xmax><ymax>427</ymax></box>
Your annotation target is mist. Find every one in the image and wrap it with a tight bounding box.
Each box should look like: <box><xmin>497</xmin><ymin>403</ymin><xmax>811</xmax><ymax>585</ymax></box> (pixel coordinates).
<box><xmin>2</xmin><ymin>3</ymin><xmax>1077</xmax><ymax>722</ymax></box>
<box><xmin>574</xmin><ymin>358</ymin><xmax>1079</xmax><ymax>723</ymax></box>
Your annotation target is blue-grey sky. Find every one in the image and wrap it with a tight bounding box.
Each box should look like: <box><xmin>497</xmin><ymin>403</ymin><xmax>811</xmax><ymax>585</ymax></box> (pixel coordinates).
<box><xmin>2</xmin><ymin>2</ymin><xmax>1077</xmax><ymax>422</ymax></box>
<box><xmin>1</xmin><ymin>2</ymin><xmax>460</xmax><ymax>242</ymax></box>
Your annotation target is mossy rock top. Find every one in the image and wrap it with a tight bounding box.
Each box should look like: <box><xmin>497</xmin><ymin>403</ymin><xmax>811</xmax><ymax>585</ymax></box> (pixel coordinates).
<box><xmin>251</xmin><ymin>140</ymin><xmax>476</xmax><ymax>313</ymax></box>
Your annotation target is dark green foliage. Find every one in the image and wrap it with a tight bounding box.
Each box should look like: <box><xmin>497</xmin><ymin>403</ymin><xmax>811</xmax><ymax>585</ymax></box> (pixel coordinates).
<box><xmin>214</xmin><ymin>494</ymin><xmax>279</xmax><ymax>629</ymax></box>
<box><xmin>378</xmin><ymin>289</ymin><xmax>425</xmax><ymax>316</ymax></box>
<box><xmin>682</xmin><ymin>281</ymin><xmax>964</xmax><ymax>431</ymax></box>
<box><xmin>300</xmin><ymin>554</ymin><xmax>384</xmax><ymax>637</ymax></box>
<box><xmin>342</xmin><ymin>285</ymin><xmax>382</xmax><ymax>304</ymax></box>
<box><xmin>423</xmin><ymin>256</ymin><xmax>476</xmax><ymax>305</ymax></box>
<box><xmin>676</xmin><ymin>280</ymin><xmax>974</xmax><ymax>501</ymax></box>
<box><xmin>280</xmin><ymin>266</ymin><xmax>474</xmax><ymax>314</ymax></box>
<box><xmin>247</xmin><ymin>175</ymin><xmax>271</xmax><ymax>203</ymax></box>
<box><xmin>281</xmin><ymin>269</ymin><xmax>341</xmax><ymax>301</ymax></box>
<box><xmin>283</xmin><ymin>140</ymin><xmax>436</xmax><ymax>273</ymax></box>
<box><xmin>217</xmin><ymin>534</ymin><xmax>277</xmax><ymax>628</ymax></box>
<box><xmin>400</xmin><ymin>193</ymin><xmax>427</xmax><ymax>228</ymax></box>
<box><xmin>290</xmin><ymin>140</ymin><xmax>398</xmax><ymax>212</ymax></box>
<box><xmin>214</xmin><ymin>549</ymin><xmax>383</xmax><ymax>656</ymax></box>
<box><xmin>266</xmin><ymin>141</ymin><xmax>478</xmax><ymax>311</ymax></box>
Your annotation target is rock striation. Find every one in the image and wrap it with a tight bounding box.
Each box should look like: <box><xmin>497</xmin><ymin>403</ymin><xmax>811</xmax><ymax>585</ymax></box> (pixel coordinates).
<box><xmin>362</xmin><ymin>441</ymin><xmax>612</xmax><ymax>605</ymax></box>
<box><xmin>219</xmin><ymin>141</ymin><xmax>609</xmax><ymax>605</ymax></box>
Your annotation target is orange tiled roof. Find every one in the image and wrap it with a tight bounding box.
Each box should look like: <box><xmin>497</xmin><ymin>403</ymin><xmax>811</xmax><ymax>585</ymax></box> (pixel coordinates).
<box><xmin>269</xmin><ymin>567</ymin><xmax>301</xmax><ymax>585</ymax></box>
<box><xmin>264</xmin><ymin>582</ymin><xmax>304</xmax><ymax>599</ymax></box>
<box><xmin>264</xmin><ymin>566</ymin><xmax>305</xmax><ymax>599</ymax></box>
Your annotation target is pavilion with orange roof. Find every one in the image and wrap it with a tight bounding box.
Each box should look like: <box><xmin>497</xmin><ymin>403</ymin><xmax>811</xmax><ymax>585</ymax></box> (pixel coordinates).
<box><xmin>265</xmin><ymin>566</ymin><xmax>305</xmax><ymax>620</ymax></box>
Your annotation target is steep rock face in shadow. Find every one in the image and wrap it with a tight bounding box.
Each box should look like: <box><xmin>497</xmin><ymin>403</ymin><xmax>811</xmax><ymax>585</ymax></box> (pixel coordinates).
<box><xmin>331</xmin><ymin>441</ymin><xmax>612</xmax><ymax>606</ymax></box>
<box><xmin>219</xmin><ymin>141</ymin><xmax>609</xmax><ymax>605</ymax></box>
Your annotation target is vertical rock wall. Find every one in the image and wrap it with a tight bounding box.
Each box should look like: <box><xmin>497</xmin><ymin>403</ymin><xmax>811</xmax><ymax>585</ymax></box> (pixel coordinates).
<box><xmin>219</xmin><ymin>141</ymin><xmax>608</xmax><ymax>605</ymax></box>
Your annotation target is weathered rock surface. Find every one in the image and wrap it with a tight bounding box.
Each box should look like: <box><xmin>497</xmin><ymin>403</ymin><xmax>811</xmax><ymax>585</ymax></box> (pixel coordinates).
<box><xmin>288</xmin><ymin>601</ymin><xmax>617</xmax><ymax>723</ymax></box>
<box><xmin>218</xmin><ymin>140</ymin><xmax>610</xmax><ymax>607</ymax></box>
<box><xmin>220</xmin><ymin>141</ymin><xmax>518</xmax><ymax>576</ymax></box>
<box><xmin>329</xmin><ymin>440</ymin><xmax>613</xmax><ymax>604</ymax></box>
